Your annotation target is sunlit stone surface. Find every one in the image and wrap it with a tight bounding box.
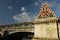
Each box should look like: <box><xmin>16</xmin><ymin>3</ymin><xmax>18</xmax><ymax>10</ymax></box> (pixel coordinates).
<box><xmin>34</xmin><ymin>3</ymin><xmax>58</xmax><ymax>39</ymax></box>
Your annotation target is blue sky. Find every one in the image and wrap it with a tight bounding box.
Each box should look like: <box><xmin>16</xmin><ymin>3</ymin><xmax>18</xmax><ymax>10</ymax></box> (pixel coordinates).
<box><xmin>0</xmin><ymin>0</ymin><xmax>60</xmax><ymax>24</ymax></box>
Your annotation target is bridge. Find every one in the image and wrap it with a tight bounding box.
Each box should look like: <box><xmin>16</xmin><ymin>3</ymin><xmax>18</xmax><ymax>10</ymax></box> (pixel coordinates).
<box><xmin>0</xmin><ymin>22</ymin><xmax>34</xmax><ymax>37</ymax></box>
<box><xmin>1</xmin><ymin>3</ymin><xmax>60</xmax><ymax>40</ymax></box>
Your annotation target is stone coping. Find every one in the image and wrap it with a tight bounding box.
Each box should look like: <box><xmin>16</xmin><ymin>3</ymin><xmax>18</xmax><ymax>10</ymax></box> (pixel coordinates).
<box><xmin>34</xmin><ymin>17</ymin><xmax>57</xmax><ymax>24</ymax></box>
<box><xmin>32</xmin><ymin>37</ymin><xmax>59</xmax><ymax>40</ymax></box>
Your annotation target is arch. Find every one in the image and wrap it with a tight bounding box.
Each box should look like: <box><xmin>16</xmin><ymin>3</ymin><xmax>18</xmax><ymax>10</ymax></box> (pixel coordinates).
<box><xmin>2</xmin><ymin>32</ymin><xmax>34</xmax><ymax>40</ymax></box>
<box><xmin>8</xmin><ymin>30</ymin><xmax>34</xmax><ymax>35</ymax></box>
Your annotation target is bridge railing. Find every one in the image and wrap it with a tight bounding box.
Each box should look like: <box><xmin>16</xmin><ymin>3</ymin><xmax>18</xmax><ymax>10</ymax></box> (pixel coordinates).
<box><xmin>0</xmin><ymin>22</ymin><xmax>34</xmax><ymax>28</ymax></box>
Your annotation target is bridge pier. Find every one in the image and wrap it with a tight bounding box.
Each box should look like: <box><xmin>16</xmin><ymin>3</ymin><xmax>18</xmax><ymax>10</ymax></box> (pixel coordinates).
<box><xmin>0</xmin><ymin>30</ymin><xmax>9</xmax><ymax>37</ymax></box>
<box><xmin>33</xmin><ymin>3</ymin><xmax>59</xmax><ymax>40</ymax></box>
<box><xmin>3</xmin><ymin>30</ymin><xmax>9</xmax><ymax>37</ymax></box>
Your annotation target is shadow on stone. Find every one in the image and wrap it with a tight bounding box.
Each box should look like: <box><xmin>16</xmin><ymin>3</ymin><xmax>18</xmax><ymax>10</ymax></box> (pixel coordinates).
<box><xmin>2</xmin><ymin>32</ymin><xmax>34</xmax><ymax>40</ymax></box>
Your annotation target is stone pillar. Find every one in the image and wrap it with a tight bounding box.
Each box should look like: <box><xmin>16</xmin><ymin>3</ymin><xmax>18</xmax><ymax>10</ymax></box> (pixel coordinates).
<box><xmin>34</xmin><ymin>17</ymin><xmax>58</xmax><ymax>39</ymax></box>
<box><xmin>3</xmin><ymin>30</ymin><xmax>9</xmax><ymax>37</ymax></box>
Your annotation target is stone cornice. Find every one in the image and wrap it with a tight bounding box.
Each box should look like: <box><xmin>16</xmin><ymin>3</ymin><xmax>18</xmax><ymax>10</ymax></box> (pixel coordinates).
<box><xmin>34</xmin><ymin>17</ymin><xmax>57</xmax><ymax>24</ymax></box>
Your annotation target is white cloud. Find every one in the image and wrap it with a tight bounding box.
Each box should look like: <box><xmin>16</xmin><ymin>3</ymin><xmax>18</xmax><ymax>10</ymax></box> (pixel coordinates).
<box><xmin>8</xmin><ymin>6</ymin><xmax>12</xmax><ymax>10</ymax></box>
<box><xmin>57</xmin><ymin>9</ymin><xmax>60</xmax><ymax>12</ymax></box>
<box><xmin>16</xmin><ymin>0</ymin><xmax>19</xmax><ymax>2</ymax></box>
<box><xmin>13</xmin><ymin>11</ymin><xmax>32</xmax><ymax>23</ymax></box>
<box><xmin>49</xmin><ymin>2</ymin><xmax>55</xmax><ymax>7</ymax></box>
<box><xmin>41</xmin><ymin>2</ymin><xmax>55</xmax><ymax>7</ymax></box>
<box><xmin>57</xmin><ymin>5</ymin><xmax>60</xmax><ymax>11</ymax></box>
<box><xmin>41</xmin><ymin>1</ymin><xmax>48</xmax><ymax>5</ymax></box>
<box><xmin>21</xmin><ymin>7</ymin><xmax>26</xmax><ymax>11</ymax></box>
<box><xmin>58</xmin><ymin>5</ymin><xmax>60</xmax><ymax>9</ymax></box>
<box><xmin>37</xmin><ymin>0</ymin><xmax>43</xmax><ymax>2</ymax></box>
<box><xmin>34</xmin><ymin>2</ymin><xmax>39</xmax><ymax>6</ymax></box>
<box><xmin>55</xmin><ymin>1</ymin><xmax>56</xmax><ymax>2</ymax></box>
<box><xmin>37</xmin><ymin>0</ymin><xmax>56</xmax><ymax>7</ymax></box>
